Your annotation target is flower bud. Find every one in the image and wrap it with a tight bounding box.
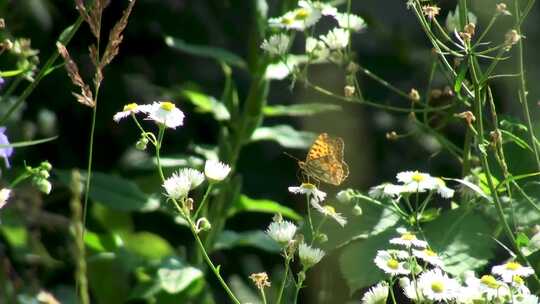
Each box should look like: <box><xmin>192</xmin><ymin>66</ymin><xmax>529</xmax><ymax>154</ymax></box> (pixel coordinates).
<box><xmin>136</xmin><ymin>137</ymin><xmax>149</xmax><ymax>150</ymax></box>
<box><xmin>195</xmin><ymin>217</ymin><xmax>212</xmax><ymax>233</ymax></box>
<box><xmin>352</xmin><ymin>204</ymin><xmax>363</xmax><ymax>216</ymax></box>
<box><xmin>40</xmin><ymin>161</ymin><xmax>52</xmax><ymax>171</ymax></box>
<box><xmin>36</xmin><ymin>179</ymin><xmax>52</xmax><ymax>195</ymax></box>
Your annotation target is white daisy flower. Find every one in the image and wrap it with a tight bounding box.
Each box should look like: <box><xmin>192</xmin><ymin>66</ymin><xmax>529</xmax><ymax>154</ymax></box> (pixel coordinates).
<box><xmin>399</xmin><ymin>277</ymin><xmax>425</xmax><ymax>302</ymax></box>
<box><xmin>204</xmin><ymin>159</ymin><xmax>231</xmax><ymax>182</ymax></box>
<box><xmin>455</xmin><ymin>284</ymin><xmax>483</xmax><ymax>304</ymax></box>
<box><xmin>177</xmin><ymin>168</ymin><xmax>205</xmax><ymax>190</ymax></box>
<box><xmin>163</xmin><ymin>172</ymin><xmax>191</xmax><ymax>200</ymax></box>
<box><xmin>320</xmin><ymin>28</ymin><xmax>350</xmax><ymax>50</ymax></box>
<box><xmin>261</xmin><ymin>33</ymin><xmax>290</xmax><ymax>57</ymax></box>
<box><xmin>310</xmin><ymin>1</ymin><xmax>338</xmax><ymax>17</ymax></box>
<box><xmin>298</xmin><ymin>242</ymin><xmax>325</xmax><ymax>268</ymax></box>
<box><xmin>266</xmin><ymin>220</ymin><xmax>297</xmax><ymax>245</ymax></box>
<box><xmin>113</xmin><ymin>103</ymin><xmax>147</xmax><ymax>122</ymax></box>
<box><xmin>396</xmin><ymin>170</ymin><xmax>438</xmax><ymax>192</ymax></box>
<box><xmin>361</xmin><ymin>282</ymin><xmax>389</xmax><ymax>304</ymax></box>
<box><xmin>413</xmin><ymin>248</ymin><xmax>444</xmax><ymax>267</ymax></box>
<box><xmin>305</xmin><ymin>37</ymin><xmax>330</xmax><ymax>60</ymax></box>
<box><xmin>144</xmin><ymin>101</ymin><xmax>185</xmax><ymax>129</ymax></box>
<box><xmin>288</xmin><ymin>183</ymin><xmax>326</xmax><ymax>202</ymax></box>
<box><xmin>465</xmin><ymin>272</ymin><xmax>509</xmax><ymax>301</ymax></box>
<box><xmin>512</xmin><ymin>275</ymin><xmax>532</xmax><ymax>297</ymax></box>
<box><xmin>418</xmin><ymin>268</ymin><xmax>459</xmax><ymax>302</ymax></box>
<box><xmin>386</xmin><ymin>249</ymin><xmax>410</xmax><ymax>260</ymax></box>
<box><xmin>335</xmin><ymin>13</ymin><xmax>367</xmax><ymax>32</ymax></box>
<box><xmin>390</xmin><ymin>228</ymin><xmax>428</xmax><ymax>248</ymax></box>
<box><xmin>268</xmin><ymin>2</ymin><xmax>322</xmax><ymax>31</ymax></box>
<box><xmin>0</xmin><ymin>188</ymin><xmax>11</xmax><ymax>209</ymax></box>
<box><xmin>435</xmin><ymin>178</ymin><xmax>455</xmax><ymax>198</ymax></box>
<box><xmin>310</xmin><ymin>199</ymin><xmax>347</xmax><ymax>227</ymax></box>
<box><xmin>374</xmin><ymin>250</ymin><xmax>410</xmax><ymax>276</ymax></box>
<box><xmin>492</xmin><ymin>261</ymin><xmax>535</xmax><ymax>283</ymax></box>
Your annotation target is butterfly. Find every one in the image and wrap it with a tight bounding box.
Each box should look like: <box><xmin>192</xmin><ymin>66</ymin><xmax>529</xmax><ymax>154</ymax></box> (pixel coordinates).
<box><xmin>298</xmin><ymin>133</ymin><xmax>349</xmax><ymax>186</ymax></box>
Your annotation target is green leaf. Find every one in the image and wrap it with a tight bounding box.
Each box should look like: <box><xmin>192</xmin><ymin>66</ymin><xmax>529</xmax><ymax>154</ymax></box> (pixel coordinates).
<box><xmin>263</xmin><ymin>103</ymin><xmax>341</xmax><ymax>117</ymax></box>
<box><xmin>123</xmin><ymin>232</ymin><xmax>174</xmax><ymax>260</ymax></box>
<box><xmin>453</xmin><ymin>63</ymin><xmax>468</xmax><ymax>95</ymax></box>
<box><xmin>251</xmin><ymin>125</ymin><xmax>316</xmax><ymax>149</ymax></box>
<box><xmin>447</xmin><ymin>177</ymin><xmax>492</xmax><ymax>203</ymax></box>
<box><xmin>0</xmin><ymin>69</ymin><xmax>25</xmax><ymax>77</ymax></box>
<box><xmin>181</xmin><ymin>89</ymin><xmax>230</xmax><ymax>121</ymax></box>
<box><xmin>214</xmin><ymin>230</ymin><xmax>281</xmax><ymax>252</ymax></box>
<box><xmin>88</xmin><ymin>253</ymin><xmax>131</xmax><ymax>304</ymax></box>
<box><xmin>84</xmin><ymin>231</ymin><xmax>122</xmax><ymax>252</ymax></box>
<box><xmin>157</xmin><ymin>257</ymin><xmax>204</xmax><ymax>294</ymax></box>
<box><xmin>516</xmin><ymin>232</ymin><xmax>530</xmax><ymax>248</ymax></box>
<box><xmin>164</xmin><ymin>36</ymin><xmax>246</xmax><ymax>69</ymax></box>
<box><xmin>55</xmin><ymin>170</ymin><xmax>160</xmax><ymax>212</ymax></box>
<box><xmin>424</xmin><ymin>208</ymin><xmax>496</xmax><ymax>276</ymax></box>
<box><xmin>0</xmin><ymin>136</ymin><xmax>57</xmax><ymax>149</ymax></box>
<box><xmin>339</xmin><ymin>229</ymin><xmax>396</xmax><ymax>294</ymax></box>
<box><xmin>228</xmin><ymin>194</ymin><xmax>301</xmax><ymax>221</ymax></box>
<box><xmin>500</xmin><ymin>129</ymin><xmax>533</xmax><ymax>151</ymax></box>
<box><xmin>91</xmin><ymin>203</ymin><xmax>134</xmax><ymax>234</ymax></box>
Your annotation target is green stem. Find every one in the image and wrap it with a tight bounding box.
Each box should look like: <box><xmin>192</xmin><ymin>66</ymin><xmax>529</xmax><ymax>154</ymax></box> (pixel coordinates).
<box><xmin>388</xmin><ymin>279</ymin><xmax>397</xmax><ymax>304</ymax></box>
<box><xmin>260</xmin><ymin>287</ymin><xmax>268</xmax><ymax>304</ymax></box>
<box><xmin>514</xmin><ymin>0</ymin><xmax>540</xmax><ymax>172</ymax></box>
<box><xmin>0</xmin><ymin>16</ymin><xmax>84</xmax><ymax>125</ymax></box>
<box><xmin>194</xmin><ymin>183</ymin><xmax>214</xmax><ymax>219</ymax></box>
<box><xmin>276</xmin><ymin>256</ymin><xmax>291</xmax><ymax>304</ymax></box>
<box><xmin>305</xmin><ymin>194</ymin><xmax>315</xmax><ymax>242</ymax></box>
<box><xmin>293</xmin><ymin>271</ymin><xmax>305</xmax><ymax>304</ymax></box>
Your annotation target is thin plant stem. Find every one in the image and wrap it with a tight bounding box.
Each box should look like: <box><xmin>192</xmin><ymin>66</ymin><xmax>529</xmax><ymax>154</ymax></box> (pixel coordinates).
<box><xmin>194</xmin><ymin>183</ymin><xmax>214</xmax><ymax>219</ymax></box>
<box><xmin>276</xmin><ymin>255</ymin><xmax>291</xmax><ymax>304</ymax></box>
<box><xmin>153</xmin><ymin>127</ymin><xmax>240</xmax><ymax>304</ymax></box>
<box><xmin>293</xmin><ymin>271</ymin><xmax>305</xmax><ymax>303</ymax></box>
<box><xmin>305</xmin><ymin>194</ymin><xmax>315</xmax><ymax>241</ymax></box>
<box><xmin>388</xmin><ymin>279</ymin><xmax>397</xmax><ymax>304</ymax></box>
<box><xmin>259</xmin><ymin>287</ymin><xmax>268</xmax><ymax>304</ymax></box>
<box><xmin>513</xmin><ymin>0</ymin><xmax>540</xmax><ymax>172</ymax></box>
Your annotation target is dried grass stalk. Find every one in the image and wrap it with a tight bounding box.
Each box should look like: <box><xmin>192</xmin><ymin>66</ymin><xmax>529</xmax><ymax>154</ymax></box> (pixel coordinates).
<box><xmin>100</xmin><ymin>0</ymin><xmax>136</xmax><ymax>69</ymax></box>
<box><xmin>56</xmin><ymin>42</ymin><xmax>95</xmax><ymax>108</ymax></box>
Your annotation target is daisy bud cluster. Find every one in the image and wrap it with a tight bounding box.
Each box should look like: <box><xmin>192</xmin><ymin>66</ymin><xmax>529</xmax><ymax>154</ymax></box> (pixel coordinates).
<box><xmin>24</xmin><ymin>161</ymin><xmax>54</xmax><ymax>195</ymax></box>
<box><xmin>364</xmin><ymin>228</ymin><xmax>538</xmax><ymax>304</ymax></box>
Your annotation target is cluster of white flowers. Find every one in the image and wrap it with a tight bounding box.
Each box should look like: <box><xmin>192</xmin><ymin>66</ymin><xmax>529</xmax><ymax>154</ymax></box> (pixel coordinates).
<box><xmin>261</xmin><ymin>0</ymin><xmax>366</xmax><ymax>63</ymax></box>
<box><xmin>289</xmin><ymin>183</ymin><xmax>347</xmax><ymax>227</ymax></box>
<box><xmin>365</xmin><ymin>228</ymin><xmax>537</xmax><ymax>304</ymax></box>
<box><xmin>162</xmin><ymin>159</ymin><xmax>231</xmax><ymax>200</ymax></box>
<box><xmin>369</xmin><ymin>170</ymin><xmax>455</xmax><ymax>199</ymax></box>
<box><xmin>265</xmin><ymin>217</ymin><xmax>325</xmax><ymax>270</ymax></box>
<box><xmin>113</xmin><ymin>101</ymin><xmax>185</xmax><ymax>129</ymax></box>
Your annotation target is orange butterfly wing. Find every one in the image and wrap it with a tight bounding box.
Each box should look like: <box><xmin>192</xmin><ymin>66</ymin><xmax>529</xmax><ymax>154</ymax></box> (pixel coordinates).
<box><xmin>300</xmin><ymin>133</ymin><xmax>349</xmax><ymax>185</ymax></box>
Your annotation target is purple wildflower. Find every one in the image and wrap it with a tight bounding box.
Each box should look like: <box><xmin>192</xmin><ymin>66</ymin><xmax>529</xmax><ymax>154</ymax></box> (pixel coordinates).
<box><xmin>0</xmin><ymin>127</ymin><xmax>13</xmax><ymax>168</ymax></box>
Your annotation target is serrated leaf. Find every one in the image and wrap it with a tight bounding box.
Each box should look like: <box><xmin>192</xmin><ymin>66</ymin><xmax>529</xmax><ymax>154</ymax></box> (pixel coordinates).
<box><xmin>55</xmin><ymin>170</ymin><xmax>160</xmax><ymax>212</ymax></box>
<box><xmin>157</xmin><ymin>257</ymin><xmax>203</xmax><ymax>294</ymax></box>
<box><xmin>164</xmin><ymin>36</ymin><xmax>246</xmax><ymax>69</ymax></box>
<box><xmin>181</xmin><ymin>89</ymin><xmax>230</xmax><ymax>121</ymax></box>
<box><xmin>263</xmin><ymin>103</ymin><xmax>341</xmax><ymax>117</ymax></box>
<box><xmin>214</xmin><ymin>230</ymin><xmax>280</xmax><ymax>252</ymax></box>
<box><xmin>424</xmin><ymin>208</ymin><xmax>496</xmax><ymax>276</ymax></box>
<box><xmin>228</xmin><ymin>194</ymin><xmax>301</xmax><ymax>221</ymax></box>
<box><xmin>251</xmin><ymin>125</ymin><xmax>316</xmax><ymax>149</ymax></box>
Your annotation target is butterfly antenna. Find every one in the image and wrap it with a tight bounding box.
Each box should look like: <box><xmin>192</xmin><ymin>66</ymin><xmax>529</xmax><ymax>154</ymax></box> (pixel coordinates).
<box><xmin>283</xmin><ymin>151</ymin><xmax>301</xmax><ymax>162</ymax></box>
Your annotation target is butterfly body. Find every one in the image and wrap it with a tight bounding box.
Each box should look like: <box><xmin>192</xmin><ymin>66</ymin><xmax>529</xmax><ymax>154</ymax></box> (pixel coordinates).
<box><xmin>299</xmin><ymin>133</ymin><xmax>349</xmax><ymax>186</ymax></box>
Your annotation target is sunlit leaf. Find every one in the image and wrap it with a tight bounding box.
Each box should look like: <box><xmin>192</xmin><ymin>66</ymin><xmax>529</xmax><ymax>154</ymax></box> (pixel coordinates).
<box><xmin>228</xmin><ymin>194</ymin><xmax>301</xmax><ymax>221</ymax></box>
<box><xmin>500</xmin><ymin>129</ymin><xmax>533</xmax><ymax>151</ymax></box>
<box><xmin>123</xmin><ymin>232</ymin><xmax>174</xmax><ymax>260</ymax></box>
<box><xmin>263</xmin><ymin>103</ymin><xmax>341</xmax><ymax>117</ymax></box>
<box><xmin>214</xmin><ymin>230</ymin><xmax>280</xmax><ymax>252</ymax></box>
<box><xmin>181</xmin><ymin>89</ymin><xmax>230</xmax><ymax>121</ymax></box>
<box><xmin>251</xmin><ymin>125</ymin><xmax>316</xmax><ymax>149</ymax></box>
<box><xmin>164</xmin><ymin>36</ymin><xmax>246</xmax><ymax>68</ymax></box>
<box><xmin>424</xmin><ymin>208</ymin><xmax>496</xmax><ymax>276</ymax></box>
<box><xmin>157</xmin><ymin>257</ymin><xmax>203</xmax><ymax>294</ymax></box>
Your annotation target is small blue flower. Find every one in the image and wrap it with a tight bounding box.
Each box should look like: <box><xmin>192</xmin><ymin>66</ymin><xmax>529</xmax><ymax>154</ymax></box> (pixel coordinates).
<box><xmin>0</xmin><ymin>127</ymin><xmax>13</xmax><ymax>168</ymax></box>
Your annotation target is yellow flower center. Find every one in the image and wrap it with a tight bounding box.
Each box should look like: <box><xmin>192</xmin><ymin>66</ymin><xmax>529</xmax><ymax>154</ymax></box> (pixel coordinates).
<box><xmin>282</xmin><ymin>16</ymin><xmax>294</xmax><ymax>25</ymax></box>
<box><xmin>402</xmin><ymin>233</ymin><xmax>416</xmax><ymax>241</ymax></box>
<box><xmin>424</xmin><ymin>249</ymin><xmax>437</xmax><ymax>257</ymax></box>
<box><xmin>436</xmin><ymin>178</ymin><xmax>445</xmax><ymax>186</ymax></box>
<box><xmin>513</xmin><ymin>275</ymin><xmax>524</xmax><ymax>285</ymax></box>
<box><xmin>387</xmin><ymin>259</ymin><xmax>399</xmax><ymax>270</ymax></box>
<box><xmin>301</xmin><ymin>182</ymin><xmax>316</xmax><ymax>190</ymax></box>
<box><xmin>123</xmin><ymin>103</ymin><xmax>138</xmax><ymax>111</ymax></box>
<box><xmin>295</xmin><ymin>8</ymin><xmax>310</xmax><ymax>20</ymax></box>
<box><xmin>160</xmin><ymin>101</ymin><xmax>175</xmax><ymax>111</ymax></box>
<box><xmin>323</xmin><ymin>206</ymin><xmax>336</xmax><ymax>215</ymax></box>
<box><xmin>411</xmin><ymin>171</ymin><xmax>425</xmax><ymax>182</ymax></box>
<box><xmin>505</xmin><ymin>261</ymin><xmax>521</xmax><ymax>270</ymax></box>
<box><xmin>480</xmin><ymin>275</ymin><xmax>499</xmax><ymax>289</ymax></box>
<box><xmin>431</xmin><ymin>281</ymin><xmax>444</xmax><ymax>293</ymax></box>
